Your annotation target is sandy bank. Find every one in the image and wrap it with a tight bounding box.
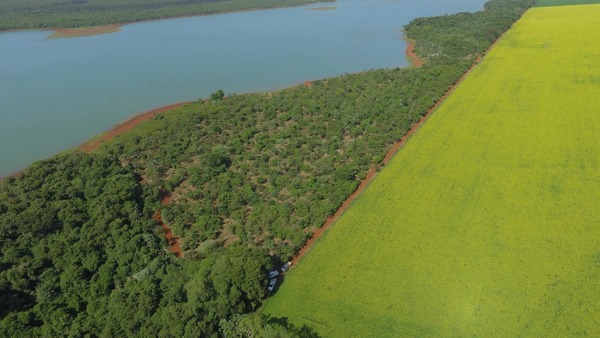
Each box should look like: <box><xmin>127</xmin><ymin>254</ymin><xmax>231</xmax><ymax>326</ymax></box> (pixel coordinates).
<box><xmin>405</xmin><ymin>39</ymin><xmax>424</xmax><ymax>68</ymax></box>
<box><xmin>79</xmin><ymin>102</ymin><xmax>189</xmax><ymax>153</ymax></box>
<box><xmin>49</xmin><ymin>24</ymin><xmax>122</xmax><ymax>38</ymax></box>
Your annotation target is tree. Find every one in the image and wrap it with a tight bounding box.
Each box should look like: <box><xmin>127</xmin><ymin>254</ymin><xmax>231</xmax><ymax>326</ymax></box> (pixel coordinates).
<box><xmin>219</xmin><ymin>313</ymin><xmax>321</xmax><ymax>338</ymax></box>
<box><xmin>211</xmin><ymin>89</ymin><xmax>225</xmax><ymax>101</ymax></box>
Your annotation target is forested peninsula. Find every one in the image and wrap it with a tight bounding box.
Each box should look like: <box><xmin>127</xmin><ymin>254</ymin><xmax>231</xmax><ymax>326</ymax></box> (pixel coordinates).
<box><xmin>0</xmin><ymin>0</ymin><xmax>534</xmax><ymax>336</ymax></box>
<box><xmin>0</xmin><ymin>0</ymin><xmax>333</xmax><ymax>31</ymax></box>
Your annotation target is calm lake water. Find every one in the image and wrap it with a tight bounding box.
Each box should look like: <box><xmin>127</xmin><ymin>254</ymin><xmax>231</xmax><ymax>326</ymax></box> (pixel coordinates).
<box><xmin>0</xmin><ymin>0</ymin><xmax>485</xmax><ymax>177</ymax></box>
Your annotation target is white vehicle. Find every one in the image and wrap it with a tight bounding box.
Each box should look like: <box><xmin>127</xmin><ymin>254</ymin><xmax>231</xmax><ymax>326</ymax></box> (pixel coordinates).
<box><xmin>280</xmin><ymin>261</ymin><xmax>292</xmax><ymax>273</ymax></box>
<box><xmin>267</xmin><ymin>278</ymin><xmax>277</xmax><ymax>292</ymax></box>
<box><xmin>268</xmin><ymin>269</ymin><xmax>280</xmax><ymax>278</ymax></box>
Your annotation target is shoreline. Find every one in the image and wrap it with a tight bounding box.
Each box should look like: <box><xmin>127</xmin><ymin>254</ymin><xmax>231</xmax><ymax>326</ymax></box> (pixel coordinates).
<box><xmin>2</xmin><ymin>38</ymin><xmax>418</xmax><ymax>181</ymax></box>
<box><xmin>79</xmin><ymin>101</ymin><xmax>190</xmax><ymax>153</ymax></box>
<box><xmin>0</xmin><ymin>101</ymin><xmax>189</xmax><ymax>183</ymax></box>
<box><xmin>1</xmin><ymin>1</ymin><xmax>334</xmax><ymax>38</ymax></box>
<box><xmin>0</xmin><ymin>169</ymin><xmax>24</xmax><ymax>182</ymax></box>
<box><xmin>405</xmin><ymin>39</ymin><xmax>424</xmax><ymax>68</ymax></box>
<box><xmin>49</xmin><ymin>24</ymin><xmax>122</xmax><ymax>38</ymax></box>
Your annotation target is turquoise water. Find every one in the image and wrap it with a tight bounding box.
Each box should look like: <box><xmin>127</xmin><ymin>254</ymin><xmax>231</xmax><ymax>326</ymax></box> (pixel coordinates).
<box><xmin>0</xmin><ymin>0</ymin><xmax>485</xmax><ymax>177</ymax></box>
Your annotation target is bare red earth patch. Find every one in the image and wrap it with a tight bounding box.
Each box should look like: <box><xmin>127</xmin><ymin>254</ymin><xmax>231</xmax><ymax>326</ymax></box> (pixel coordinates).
<box><xmin>406</xmin><ymin>39</ymin><xmax>424</xmax><ymax>68</ymax></box>
<box><xmin>80</xmin><ymin>102</ymin><xmax>189</xmax><ymax>153</ymax></box>
<box><xmin>153</xmin><ymin>195</ymin><xmax>183</xmax><ymax>258</ymax></box>
<box><xmin>51</xmin><ymin>24</ymin><xmax>122</xmax><ymax>38</ymax></box>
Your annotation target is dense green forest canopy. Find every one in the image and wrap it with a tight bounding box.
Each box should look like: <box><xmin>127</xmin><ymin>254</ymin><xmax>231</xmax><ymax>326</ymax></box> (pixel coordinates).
<box><xmin>0</xmin><ymin>0</ymin><xmax>332</xmax><ymax>30</ymax></box>
<box><xmin>0</xmin><ymin>0</ymin><xmax>534</xmax><ymax>335</ymax></box>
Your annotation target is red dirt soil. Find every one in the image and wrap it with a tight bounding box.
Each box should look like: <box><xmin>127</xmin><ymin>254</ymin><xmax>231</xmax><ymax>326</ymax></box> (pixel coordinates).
<box><xmin>79</xmin><ymin>103</ymin><xmax>188</xmax><ymax>257</ymax></box>
<box><xmin>406</xmin><ymin>39</ymin><xmax>424</xmax><ymax>68</ymax></box>
<box><xmin>383</xmin><ymin>55</ymin><xmax>482</xmax><ymax>165</ymax></box>
<box><xmin>0</xmin><ymin>170</ymin><xmax>23</xmax><ymax>182</ymax></box>
<box><xmin>79</xmin><ymin>102</ymin><xmax>189</xmax><ymax>153</ymax></box>
<box><xmin>0</xmin><ymin>102</ymin><xmax>188</xmax><ymax>182</ymax></box>
<box><xmin>52</xmin><ymin>24</ymin><xmax>121</xmax><ymax>38</ymax></box>
<box><xmin>290</xmin><ymin>167</ymin><xmax>377</xmax><ymax>266</ymax></box>
<box><xmin>1</xmin><ymin>105</ymin><xmax>185</xmax><ymax>257</ymax></box>
<box><xmin>153</xmin><ymin>195</ymin><xmax>183</xmax><ymax>257</ymax></box>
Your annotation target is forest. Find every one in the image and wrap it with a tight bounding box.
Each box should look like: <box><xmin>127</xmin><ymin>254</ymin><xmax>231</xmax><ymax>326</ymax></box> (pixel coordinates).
<box><xmin>0</xmin><ymin>0</ymin><xmax>330</xmax><ymax>30</ymax></box>
<box><xmin>0</xmin><ymin>0</ymin><xmax>535</xmax><ymax>336</ymax></box>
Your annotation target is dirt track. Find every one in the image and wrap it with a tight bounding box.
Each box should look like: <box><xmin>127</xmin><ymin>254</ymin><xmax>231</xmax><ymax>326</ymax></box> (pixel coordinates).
<box><xmin>291</xmin><ymin>167</ymin><xmax>377</xmax><ymax>266</ymax></box>
<box><xmin>289</xmin><ymin>37</ymin><xmax>495</xmax><ymax>268</ymax></box>
<box><xmin>153</xmin><ymin>196</ymin><xmax>183</xmax><ymax>257</ymax></box>
<box><xmin>78</xmin><ymin>103</ymin><xmax>188</xmax><ymax>257</ymax></box>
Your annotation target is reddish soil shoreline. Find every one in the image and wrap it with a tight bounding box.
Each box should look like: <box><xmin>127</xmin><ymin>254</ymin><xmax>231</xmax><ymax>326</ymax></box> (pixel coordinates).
<box><xmin>0</xmin><ymin>170</ymin><xmax>23</xmax><ymax>182</ymax></box>
<box><xmin>406</xmin><ymin>39</ymin><xmax>424</xmax><ymax>68</ymax></box>
<box><xmin>80</xmin><ymin>102</ymin><xmax>189</xmax><ymax>153</ymax></box>
<box><xmin>1</xmin><ymin>102</ymin><xmax>189</xmax><ymax>255</ymax></box>
<box><xmin>51</xmin><ymin>24</ymin><xmax>121</xmax><ymax>38</ymax></box>
<box><xmin>0</xmin><ymin>102</ymin><xmax>189</xmax><ymax>183</ymax></box>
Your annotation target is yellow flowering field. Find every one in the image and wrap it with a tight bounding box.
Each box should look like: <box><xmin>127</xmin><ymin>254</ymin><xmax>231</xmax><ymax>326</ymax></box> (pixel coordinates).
<box><xmin>265</xmin><ymin>5</ymin><xmax>600</xmax><ymax>337</ymax></box>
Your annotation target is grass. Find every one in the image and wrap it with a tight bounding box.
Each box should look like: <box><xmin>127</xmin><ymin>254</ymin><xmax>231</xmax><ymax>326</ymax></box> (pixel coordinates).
<box><xmin>265</xmin><ymin>4</ymin><xmax>600</xmax><ymax>337</ymax></box>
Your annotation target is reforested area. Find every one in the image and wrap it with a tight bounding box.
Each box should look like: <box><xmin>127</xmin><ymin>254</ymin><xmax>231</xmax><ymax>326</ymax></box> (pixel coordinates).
<box><xmin>0</xmin><ymin>0</ymin><xmax>534</xmax><ymax>335</ymax></box>
<box><xmin>112</xmin><ymin>64</ymin><xmax>468</xmax><ymax>261</ymax></box>
<box><xmin>0</xmin><ymin>0</ymin><xmax>330</xmax><ymax>30</ymax></box>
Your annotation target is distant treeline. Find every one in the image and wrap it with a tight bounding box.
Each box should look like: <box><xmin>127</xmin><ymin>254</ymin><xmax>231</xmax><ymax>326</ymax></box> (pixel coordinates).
<box><xmin>0</xmin><ymin>0</ymin><xmax>332</xmax><ymax>30</ymax></box>
<box><xmin>0</xmin><ymin>0</ymin><xmax>534</xmax><ymax>336</ymax></box>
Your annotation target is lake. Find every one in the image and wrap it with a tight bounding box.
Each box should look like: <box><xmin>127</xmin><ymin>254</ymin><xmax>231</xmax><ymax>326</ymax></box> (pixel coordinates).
<box><xmin>0</xmin><ymin>0</ymin><xmax>485</xmax><ymax>177</ymax></box>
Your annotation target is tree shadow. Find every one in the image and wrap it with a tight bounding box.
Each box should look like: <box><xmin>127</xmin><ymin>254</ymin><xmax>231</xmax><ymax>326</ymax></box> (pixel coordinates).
<box><xmin>267</xmin><ymin>316</ymin><xmax>322</xmax><ymax>338</ymax></box>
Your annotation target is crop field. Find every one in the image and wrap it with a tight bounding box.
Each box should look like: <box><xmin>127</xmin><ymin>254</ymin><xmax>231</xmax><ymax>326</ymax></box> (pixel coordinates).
<box><xmin>535</xmin><ymin>0</ymin><xmax>600</xmax><ymax>7</ymax></box>
<box><xmin>265</xmin><ymin>4</ymin><xmax>600</xmax><ymax>337</ymax></box>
